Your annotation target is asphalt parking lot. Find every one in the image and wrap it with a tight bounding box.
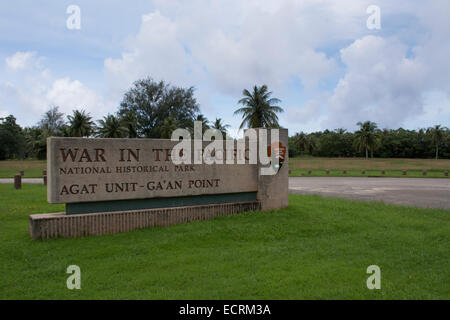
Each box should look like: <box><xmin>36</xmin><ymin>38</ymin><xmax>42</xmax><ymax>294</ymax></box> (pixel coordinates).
<box><xmin>289</xmin><ymin>177</ymin><xmax>450</xmax><ymax>210</ymax></box>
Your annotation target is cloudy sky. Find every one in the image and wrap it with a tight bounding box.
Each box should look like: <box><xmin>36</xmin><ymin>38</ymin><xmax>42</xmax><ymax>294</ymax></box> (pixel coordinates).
<box><xmin>0</xmin><ymin>0</ymin><xmax>449</xmax><ymax>136</ymax></box>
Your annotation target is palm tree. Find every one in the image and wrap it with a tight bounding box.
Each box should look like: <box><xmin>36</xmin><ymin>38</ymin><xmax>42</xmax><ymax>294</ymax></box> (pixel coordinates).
<box><xmin>24</xmin><ymin>127</ymin><xmax>47</xmax><ymax>159</ymax></box>
<box><xmin>354</xmin><ymin>121</ymin><xmax>379</xmax><ymax>159</ymax></box>
<box><xmin>335</xmin><ymin>128</ymin><xmax>347</xmax><ymax>135</ymax></box>
<box><xmin>195</xmin><ymin>114</ymin><xmax>210</xmax><ymax>132</ymax></box>
<box><xmin>38</xmin><ymin>106</ymin><xmax>65</xmax><ymax>136</ymax></box>
<box><xmin>211</xmin><ymin>118</ymin><xmax>230</xmax><ymax>137</ymax></box>
<box><xmin>427</xmin><ymin>125</ymin><xmax>446</xmax><ymax>159</ymax></box>
<box><xmin>160</xmin><ymin>116</ymin><xmax>179</xmax><ymax>139</ymax></box>
<box><xmin>293</xmin><ymin>132</ymin><xmax>308</xmax><ymax>154</ymax></box>
<box><xmin>120</xmin><ymin>110</ymin><xmax>139</xmax><ymax>138</ymax></box>
<box><xmin>234</xmin><ymin>85</ymin><xmax>283</xmax><ymax>129</ymax></box>
<box><xmin>97</xmin><ymin>114</ymin><xmax>128</xmax><ymax>138</ymax></box>
<box><xmin>67</xmin><ymin>109</ymin><xmax>95</xmax><ymax>137</ymax></box>
<box><xmin>305</xmin><ymin>135</ymin><xmax>316</xmax><ymax>154</ymax></box>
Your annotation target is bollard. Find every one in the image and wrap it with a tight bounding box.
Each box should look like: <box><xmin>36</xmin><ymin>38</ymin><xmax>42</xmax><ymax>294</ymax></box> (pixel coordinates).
<box><xmin>361</xmin><ymin>170</ymin><xmax>366</xmax><ymax>175</ymax></box>
<box><xmin>445</xmin><ymin>171</ymin><xmax>449</xmax><ymax>177</ymax></box>
<box><xmin>43</xmin><ymin>170</ymin><xmax>47</xmax><ymax>176</ymax></box>
<box><xmin>325</xmin><ymin>169</ymin><xmax>330</xmax><ymax>175</ymax></box>
<box><xmin>402</xmin><ymin>170</ymin><xmax>407</xmax><ymax>175</ymax></box>
<box><xmin>422</xmin><ymin>170</ymin><xmax>427</xmax><ymax>176</ymax></box>
<box><xmin>288</xmin><ymin>170</ymin><xmax>291</xmax><ymax>174</ymax></box>
<box><xmin>20</xmin><ymin>170</ymin><xmax>24</xmax><ymax>176</ymax></box>
<box><xmin>308</xmin><ymin>170</ymin><xmax>312</xmax><ymax>175</ymax></box>
<box><xmin>381</xmin><ymin>170</ymin><xmax>385</xmax><ymax>175</ymax></box>
<box><xmin>43</xmin><ymin>175</ymin><xmax>47</xmax><ymax>186</ymax></box>
<box><xmin>343</xmin><ymin>170</ymin><xmax>347</xmax><ymax>174</ymax></box>
<box><xmin>14</xmin><ymin>174</ymin><xmax>22</xmax><ymax>190</ymax></box>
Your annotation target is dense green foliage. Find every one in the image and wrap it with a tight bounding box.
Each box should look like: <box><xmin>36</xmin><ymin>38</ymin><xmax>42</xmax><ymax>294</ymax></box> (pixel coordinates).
<box><xmin>119</xmin><ymin>77</ymin><xmax>200</xmax><ymax>138</ymax></box>
<box><xmin>0</xmin><ymin>186</ymin><xmax>448</xmax><ymax>299</ymax></box>
<box><xmin>0</xmin><ymin>115</ymin><xmax>25</xmax><ymax>160</ymax></box>
<box><xmin>23</xmin><ymin>106</ymin><xmax>67</xmax><ymax>159</ymax></box>
<box><xmin>96</xmin><ymin>114</ymin><xmax>128</xmax><ymax>138</ymax></box>
<box><xmin>290</xmin><ymin>125</ymin><xmax>450</xmax><ymax>159</ymax></box>
<box><xmin>67</xmin><ymin>109</ymin><xmax>95</xmax><ymax>137</ymax></box>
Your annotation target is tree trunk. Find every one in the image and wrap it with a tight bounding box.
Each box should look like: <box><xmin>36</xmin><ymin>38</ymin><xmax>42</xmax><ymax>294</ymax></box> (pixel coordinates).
<box><xmin>365</xmin><ymin>147</ymin><xmax>368</xmax><ymax>160</ymax></box>
<box><xmin>436</xmin><ymin>144</ymin><xmax>439</xmax><ymax>160</ymax></box>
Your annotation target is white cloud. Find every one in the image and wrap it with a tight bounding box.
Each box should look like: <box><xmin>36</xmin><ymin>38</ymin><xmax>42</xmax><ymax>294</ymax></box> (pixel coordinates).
<box><xmin>45</xmin><ymin>78</ymin><xmax>106</xmax><ymax>118</ymax></box>
<box><xmin>100</xmin><ymin>1</ymin><xmax>450</xmax><ymax>132</ymax></box>
<box><xmin>1</xmin><ymin>52</ymin><xmax>106</xmax><ymax>126</ymax></box>
<box><xmin>103</xmin><ymin>1</ymin><xmax>353</xmax><ymax>99</ymax></box>
<box><xmin>403</xmin><ymin>91</ymin><xmax>450</xmax><ymax>129</ymax></box>
<box><xmin>104</xmin><ymin>11</ymin><xmax>196</xmax><ymax>101</ymax></box>
<box><xmin>287</xmin><ymin>99</ymin><xmax>322</xmax><ymax>124</ymax></box>
<box><xmin>323</xmin><ymin>35</ymin><xmax>440</xmax><ymax>130</ymax></box>
<box><xmin>317</xmin><ymin>0</ymin><xmax>450</xmax><ymax>131</ymax></box>
<box><xmin>2</xmin><ymin>0</ymin><xmax>450</xmax><ymax>132</ymax></box>
<box><xmin>5</xmin><ymin>51</ymin><xmax>40</xmax><ymax>71</ymax></box>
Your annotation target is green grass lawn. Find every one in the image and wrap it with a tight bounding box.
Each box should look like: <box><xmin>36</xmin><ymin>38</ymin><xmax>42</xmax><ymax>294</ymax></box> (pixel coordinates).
<box><xmin>290</xmin><ymin>168</ymin><xmax>449</xmax><ymax>178</ymax></box>
<box><xmin>0</xmin><ymin>160</ymin><xmax>46</xmax><ymax>178</ymax></box>
<box><xmin>289</xmin><ymin>157</ymin><xmax>450</xmax><ymax>178</ymax></box>
<box><xmin>0</xmin><ymin>184</ymin><xmax>449</xmax><ymax>299</ymax></box>
<box><xmin>0</xmin><ymin>157</ymin><xmax>450</xmax><ymax>178</ymax></box>
<box><xmin>1</xmin><ymin>158</ymin><xmax>448</xmax><ymax>178</ymax></box>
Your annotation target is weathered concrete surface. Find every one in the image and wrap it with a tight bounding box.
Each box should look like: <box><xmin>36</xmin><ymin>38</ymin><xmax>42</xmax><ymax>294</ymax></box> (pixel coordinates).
<box><xmin>29</xmin><ymin>201</ymin><xmax>260</xmax><ymax>239</ymax></box>
<box><xmin>289</xmin><ymin>177</ymin><xmax>450</xmax><ymax>210</ymax></box>
<box><xmin>47</xmin><ymin>137</ymin><xmax>258</xmax><ymax>204</ymax></box>
<box><xmin>255</xmin><ymin>128</ymin><xmax>289</xmax><ymax>211</ymax></box>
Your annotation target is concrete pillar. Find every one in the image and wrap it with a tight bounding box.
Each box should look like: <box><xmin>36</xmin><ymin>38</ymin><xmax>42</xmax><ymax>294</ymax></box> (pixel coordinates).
<box><xmin>252</xmin><ymin>128</ymin><xmax>289</xmax><ymax>211</ymax></box>
<box><xmin>14</xmin><ymin>174</ymin><xmax>22</xmax><ymax>189</ymax></box>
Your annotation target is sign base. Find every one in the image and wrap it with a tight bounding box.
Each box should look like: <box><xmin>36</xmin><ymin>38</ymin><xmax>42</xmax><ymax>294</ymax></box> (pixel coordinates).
<box><xmin>29</xmin><ymin>201</ymin><xmax>260</xmax><ymax>239</ymax></box>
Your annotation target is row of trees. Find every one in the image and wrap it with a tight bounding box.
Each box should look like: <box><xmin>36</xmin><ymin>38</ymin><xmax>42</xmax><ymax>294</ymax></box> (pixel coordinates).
<box><xmin>1</xmin><ymin>79</ymin><xmax>284</xmax><ymax>160</ymax></box>
<box><xmin>1</xmin><ymin>76</ymin><xmax>448</xmax><ymax>160</ymax></box>
<box><xmin>289</xmin><ymin>121</ymin><xmax>450</xmax><ymax>159</ymax></box>
<box><xmin>1</xmin><ymin>113</ymin><xmax>233</xmax><ymax>161</ymax></box>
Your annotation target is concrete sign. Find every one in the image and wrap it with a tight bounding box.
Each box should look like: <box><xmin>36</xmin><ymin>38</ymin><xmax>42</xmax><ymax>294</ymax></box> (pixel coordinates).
<box><xmin>47</xmin><ymin>138</ymin><xmax>258</xmax><ymax>204</ymax></box>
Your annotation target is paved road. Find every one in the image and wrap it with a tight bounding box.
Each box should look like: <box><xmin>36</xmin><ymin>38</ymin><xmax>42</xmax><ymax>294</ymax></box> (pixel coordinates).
<box><xmin>289</xmin><ymin>177</ymin><xmax>450</xmax><ymax>210</ymax></box>
<box><xmin>0</xmin><ymin>178</ymin><xmax>43</xmax><ymax>184</ymax></box>
<box><xmin>1</xmin><ymin>177</ymin><xmax>449</xmax><ymax>210</ymax></box>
